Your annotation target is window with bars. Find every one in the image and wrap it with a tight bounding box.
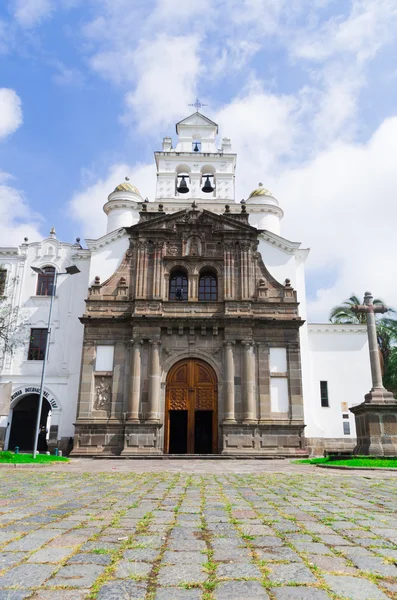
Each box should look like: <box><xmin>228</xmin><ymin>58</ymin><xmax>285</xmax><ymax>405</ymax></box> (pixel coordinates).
<box><xmin>36</xmin><ymin>267</ymin><xmax>56</xmax><ymax>296</ymax></box>
<box><xmin>198</xmin><ymin>272</ymin><xmax>217</xmax><ymax>301</ymax></box>
<box><xmin>169</xmin><ymin>270</ymin><xmax>188</xmax><ymax>301</ymax></box>
<box><xmin>28</xmin><ymin>328</ymin><xmax>48</xmax><ymax>361</ymax></box>
<box><xmin>320</xmin><ymin>381</ymin><xmax>329</xmax><ymax>407</ymax></box>
<box><xmin>0</xmin><ymin>270</ymin><xmax>6</xmax><ymax>296</ymax></box>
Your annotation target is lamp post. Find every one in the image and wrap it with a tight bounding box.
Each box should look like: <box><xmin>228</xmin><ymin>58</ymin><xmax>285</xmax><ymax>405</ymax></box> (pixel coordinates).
<box><xmin>30</xmin><ymin>265</ymin><xmax>80</xmax><ymax>459</ymax></box>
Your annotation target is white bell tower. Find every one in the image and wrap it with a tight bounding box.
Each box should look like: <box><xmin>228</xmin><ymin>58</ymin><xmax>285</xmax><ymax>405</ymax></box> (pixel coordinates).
<box><xmin>154</xmin><ymin>110</ymin><xmax>236</xmax><ymax>210</ymax></box>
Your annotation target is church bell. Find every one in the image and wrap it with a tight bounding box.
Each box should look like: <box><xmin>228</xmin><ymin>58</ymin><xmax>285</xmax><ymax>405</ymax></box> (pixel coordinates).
<box><xmin>177</xmin><ymin>175</ymin><xmax>189</xmax><ymax>194</ymax></box>
<box><xmin>202</xmin><ymin>175</ymin><xmax>214</xmax><ymax>193</ymax></box>
<box><xmin>193</xmin><ymin>142</ymin><xmax>200</xmax><ymax>152</ymax></box>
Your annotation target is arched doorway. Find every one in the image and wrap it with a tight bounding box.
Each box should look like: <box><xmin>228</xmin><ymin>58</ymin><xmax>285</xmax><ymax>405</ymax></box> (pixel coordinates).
<box><xmin>165</xmin><ymin>359</ymin><xmax>218</xmax><ymax>454</ymax></box>
<box><xmin>8</xmin><ymin>395</ymin><xmax>51</xmax><ymax>452</ymax></box>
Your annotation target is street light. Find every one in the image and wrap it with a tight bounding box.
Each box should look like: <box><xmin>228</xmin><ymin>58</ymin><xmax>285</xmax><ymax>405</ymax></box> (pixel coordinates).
<box><xmin>30</xmin><ymin>265</ymin><xmax>80</xmax><ymax>459</ymax></box>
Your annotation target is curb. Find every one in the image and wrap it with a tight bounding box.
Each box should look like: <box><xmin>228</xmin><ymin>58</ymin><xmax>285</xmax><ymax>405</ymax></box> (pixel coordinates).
<box><xmin>0</xmin><ymin>462</ymin><xmax>70</xmax><ymax>469</ymax></box>
<box><xmin>316</xmin><ymin>464</ymin><xmax>397</xmax><ymax>472</ymax></box>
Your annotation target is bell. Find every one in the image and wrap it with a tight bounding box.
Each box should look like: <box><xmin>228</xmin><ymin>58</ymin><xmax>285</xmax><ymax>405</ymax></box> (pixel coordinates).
<box><xmin>193</xmin><ymin>142</ymin><xmax>200</xmax><ymax>152</ymax></box>
<box><xmin>177</xmin><ymin>175</ymin><xmax>189</xmax><ymax>194</ymax></box>
<box><xmin>202</xmin><ymin>175</ymin><xmax>214</xmax><ymax>193</ymax></box>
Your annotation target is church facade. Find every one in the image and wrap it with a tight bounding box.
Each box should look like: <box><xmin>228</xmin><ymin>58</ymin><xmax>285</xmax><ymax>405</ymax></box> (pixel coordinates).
<box><xmin>0</xmin><ymin>111</ymin><xmax>372</xmax><ymax>456</ymax></box>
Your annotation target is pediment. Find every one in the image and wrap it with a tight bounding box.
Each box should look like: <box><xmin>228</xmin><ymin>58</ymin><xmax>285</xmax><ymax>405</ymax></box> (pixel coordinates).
<box><xmin>176</xmin><ymin>112</ymin><xmax>218</xmax><ymax>133</ymax></box>
<box><xmin>127</xmin><ymin>208</ymin><xmax>257</xmax><ymax>235</ymax></box>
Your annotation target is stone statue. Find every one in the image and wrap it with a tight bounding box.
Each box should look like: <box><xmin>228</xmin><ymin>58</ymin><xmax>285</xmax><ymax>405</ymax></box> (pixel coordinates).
<box><xmin>190</xmin><ymin>237</ymin><xmax>200</xmax><ymax>256</ymax></box>
<box><xmin>94</xmin><ymin>377</ymin><xmax>111</xmax><ymax>410</ymax></box>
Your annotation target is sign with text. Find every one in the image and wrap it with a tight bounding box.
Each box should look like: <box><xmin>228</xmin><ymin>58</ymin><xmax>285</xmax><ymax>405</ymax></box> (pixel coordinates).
<box><xmin>10</xmin><ymin>386</ymin><xmax>59</xmax><ymax>409</ymax></box>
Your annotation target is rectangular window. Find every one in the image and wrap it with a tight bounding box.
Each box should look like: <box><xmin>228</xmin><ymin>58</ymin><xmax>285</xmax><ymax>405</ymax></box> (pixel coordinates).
<box><xmin>270</xmin><ymin>378</ymin><xmax>289</xmax><ymax>413</ymax></box>
<box><xmin>0</xmin><ymin>270</ymin><xmax>6</xmax><ymax>296</ymax></box>
<box><xmin>269</xmin><ymin>348</ymin><xmax>287</xmax><ymax>373</ymax></box>
<box><xmin>320</xmin><ymin>381</ymin><xmax>329</xmax><ymax>407</ymax></box>
<box><xmin>95</xmin><ymin>345</ymin><xmax>114</xmax><ymax>372</ymax></box>
<box><xmin>342</xmin><ymin>413</ymin><xmax>349</xmax><ymax>419</ymax></box>
<box><xmin>343</xmin><ymin>421</ymin><xmax>351</xmax><ymax>435</ymax></box>
<box><xmin>28</xmin><ymin>328</ymin><xmax>48</xmax><ymax>361</ymax></box>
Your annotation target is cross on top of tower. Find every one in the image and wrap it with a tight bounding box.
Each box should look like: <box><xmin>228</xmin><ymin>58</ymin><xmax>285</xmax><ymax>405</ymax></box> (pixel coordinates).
<box><xmin>189</xmin><ymin>97</ymin><xmax>208</xmax><ymax>111</ymax></box>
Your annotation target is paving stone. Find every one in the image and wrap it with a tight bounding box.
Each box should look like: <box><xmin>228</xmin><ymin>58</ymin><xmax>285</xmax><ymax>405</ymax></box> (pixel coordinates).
<box><xmin>217</xmin><ymin>562</ymin><xmax>262</xmax><ymax>579</ymax></box>
<box><xmin>123</xmin><ymin>548</ymin><xmax>158</xmax><ymax>561</ymax></box>
<box><xmin>67</xmin><ymin>552</ymin><xmax>112</xmax><ymax>565</ymax></box>
<box><xmin>256</xmin><ymin>547</ymin><xmax>304</xmax><ymax>562</ymax></box>
<box><xmin>305</xmin><ymin>554</ymin><xmax>357</xmax><ymax>574</ymax></box>
<box><xmin>292</xmin><ymin>542</ymin><xmax>333</xmax><ymax>555</ymax></box>
<box><xmin>0</xmin><ymin>592</ymin><xmax>33</xmax><ymax>600</ymax></box>
<box><xmin>215</xmin><ymin>580</ymin><xmax>270</xmax><ymax>599</ymax></box>
<box><xmin>323</xmin><ymin>574</ymin><xmax>390</xmax><ymax>599</ymax></box>
<box><xmin>114</xmin><ymin>560</ymin><xmax>152</xmax><ymax>578</ymax></box>
<box><xmin>30</xmin><ymin>591</ymin><xmax>89</xmax><ymax>599</ymax></box>
<box><xmin>96</xmin><ymin>580</ymin><xmax>146</xmax><ymax>599</ymax></box>
<box><xmin>0</xmin><ymin>551</ymin><xmax>27</xmax><ymax>569</ymax></box>
<box><xmin>48</xmin><ymin>563</ymin><xmax>104</xmax><ymax>587</ymax></box>
<box><xmin>250</xmin><ymin>536</ymin><xmax>284</xmax><ymax>548</ymax></box>
<box><xmin>27</xmin><ymin>547</ymin><xmax>73</xmax><ymax>563</ymax></box>
<box><xmin>349</xmin><ymin>555</ymin><xmax>397</xmax><ymax>577</ymax></box>
<box><xmin>271</xmin><ymin>588</ymin><xmax>332</xmax><ymax>599</ymax></box>
<box><xmin>155</xmin><ymin>589</ymin><xmax>202</xmax><ymax>599</ymax></box>
<box><xmin>0</xmin><ymin>564</ymin><xmax>55</xmax><ymax>588</ymax></box>
<box><xmin>163</xmin><ymin>551</ymin><xmax>205</xmax><ymax>565</ymax></box>
<box><xmin>213</xmin><ymin>545</ymin><xmax>252</xmax><ymax>561</ymax></box>
<box><xmin>268</xmin><ymin>563</ymin><xmax>318</xmax><ymax>584</ymax></box>
<box><xmin>157</xmin><ymin>564</ymin><xmax>207</xmax><ymax>586</ymax></box>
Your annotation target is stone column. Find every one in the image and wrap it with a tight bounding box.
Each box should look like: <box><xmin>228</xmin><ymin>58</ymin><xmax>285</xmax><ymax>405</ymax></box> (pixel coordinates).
<box><xmin>242</xmin><ymin>341</ymin><xmax>256</xmax><ymax>423</ymax></box>
<box><xmin>136</xmin><ymin>242</ymin><xmax>148</xmax><ymax>298</ymax></box>
<box><xmin>190</xmin><ymin>274</ymin><xmax>198</xmax><ymax>301</ymax></box>
<box><xmin>223</xmin><ymin>341</ymin><xmax>236</xmax><ymax>423</ymax></box>
<box><xmin>257</xmin><ymin>343</ymin><xmax>271</xmax><ymax>422</ymax></box>
<box><xmin>147</xmin><ymin>340</ymin><xmax>161</xmax><ymax>423</ymax></box>
<box><xmin>240</xmin><ymin>242</ymin><xmax>250</xmax><ymax>300</ymax></box>
<box><xmin>128</xmin><ymin>340</ymin><xmax>142</xmax><ymax>422</ymax></box>
<box><xmin>152</xmin><ymin>242</ymin><xmax>163</xmax><ymax>299</ymax></box>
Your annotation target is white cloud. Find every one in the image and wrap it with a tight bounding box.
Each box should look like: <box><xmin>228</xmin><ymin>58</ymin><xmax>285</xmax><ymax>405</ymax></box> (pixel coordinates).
<box><xmin>69</xmin><ymin>162</ymin><xmax>156</xmax><ymax>238</ymax></box>
<box><xmin>51</xmin><ymin>61</ymin><xmax>85</xmax><ymax>87</ymax></box>
<box><xmin>0</xmin><ymin>88</ymin><xmax>23</xmax><ymax>139</ymax></box>
<box><xmin>12</xmin><ymin>0</ymin><xmax>53</xmax><ymax>28</ymax></box>
<box><xmin>0</xmin><ymin>172</ymin><xmax>42</xmax><ymax>245</ymax></box>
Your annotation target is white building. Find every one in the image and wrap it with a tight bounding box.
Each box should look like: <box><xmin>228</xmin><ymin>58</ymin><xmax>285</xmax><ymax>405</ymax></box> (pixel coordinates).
<box><xmin>0</xmin><ymin>111</ymin><xmax>371</xmax><ymax>455</ymax></box>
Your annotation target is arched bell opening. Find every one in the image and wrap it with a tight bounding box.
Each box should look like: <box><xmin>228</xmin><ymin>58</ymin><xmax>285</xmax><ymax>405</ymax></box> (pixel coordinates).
<box><xmin>8</xmin><ymin>394</ymin><xmax>51</xmax><ymax>452</ymax></box>
<box><xmin>164</xmin><ymin>359</ymin><xmax>218</xmax><ymax>454</ymax></box>
<box><xmin>200</xmin><ymin>164</ymin><xmax>216</xmax><ymax>195</ymax></box>
<box><xmin>176</xmin><ymin>164</ymin><xmax>191</xmax><ymax>195</ymax></box>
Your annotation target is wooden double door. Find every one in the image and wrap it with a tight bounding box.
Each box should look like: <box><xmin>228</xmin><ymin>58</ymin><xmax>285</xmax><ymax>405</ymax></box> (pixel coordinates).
<box><xmin>164</xmin><ymin>359</ymin><xmax>218</xmax><ymax>454</ymax></box>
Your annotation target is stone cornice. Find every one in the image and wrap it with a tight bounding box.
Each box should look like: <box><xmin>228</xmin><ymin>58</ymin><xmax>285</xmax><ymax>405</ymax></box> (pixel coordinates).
<box><xmin>308</xmin><ymin>323</ymin><xmax>367</xmax><ymax>334</ymax></box>
<box><xmin>258</xmin><ymin>231</ymin><xmax>306</xmax><ymax>256</ymax></box>
<box><xmin>85</xmin><ymin>229</ymin><xmax>128</xmax><ymax>252</ymax></box>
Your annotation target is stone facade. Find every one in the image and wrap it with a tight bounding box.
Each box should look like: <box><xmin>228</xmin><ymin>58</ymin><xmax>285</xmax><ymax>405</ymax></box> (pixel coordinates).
<box><xmin>72</xmin><ymin>206</ymin><xmax>307</xmax><ymax>456</ymax></box>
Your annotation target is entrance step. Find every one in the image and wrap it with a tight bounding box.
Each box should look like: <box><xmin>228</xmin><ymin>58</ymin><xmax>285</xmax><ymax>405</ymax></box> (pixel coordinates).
<box><xmin>82</xmin><ymin>453</ymin><xmax>309</xmax><ymax>460</ymax></box>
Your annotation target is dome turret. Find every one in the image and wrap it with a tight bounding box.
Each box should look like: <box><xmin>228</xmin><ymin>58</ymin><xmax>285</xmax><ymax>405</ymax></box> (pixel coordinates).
<box><xmin>103</xmin><ymin>178</ymin><xmax>142</xmax><ymax>234</ymax></box>
<box><xmin>248</xmin><ymin>183</ymin><xmax>272</xmax><ymax>199</ymax></box>
<box><xmin>245</xmin><ymin>182</ymin><xmax>283</xmax><ymax>235</ymax></box>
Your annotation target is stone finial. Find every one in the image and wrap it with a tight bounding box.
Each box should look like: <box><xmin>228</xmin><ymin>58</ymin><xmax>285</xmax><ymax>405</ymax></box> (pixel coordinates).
<box><xmin>241</xmin><ymin>204</ymin><xmax>247</xmax><ymax>213</ymax></box>
<box><xmin>76</xmin><ymin>237</ymin><xmax>80</xmax><ymax>243</ymax></box>
<box><xmin>23</xmin><ymin>237</ymin><xmax>28</xmax><ymax>243</ymax></box>
<box><xmin>49</xmin><ymin>227</ymin><xmax>56</xmax><ymax>238</ymax></box>
<box><xmin>125</xmin><ymin>176</ymin><xmax>130</xmax><ymax>181</ymax></box>
<box><xmin>141</xmin><ymin>204</ymin><xmax>147</xmax><ymax>212</ymax></box>
<box><xmin>224</xmin><ymin>204</ymin><xmax>230</xmax><ymax>213</ymax></box>
<box><xmin>191</xmin><ymin>200</ymin><xmax>197</xmax><ymax>209</ymax></box>
<box><xmin>94</xmin><ymin>276</ymin><xmax>100</xmax><ymax>285</ymax></box>
<box><xmin>240</xmin><ymin>199</ymin><xmax>245</xmax><ymax>204</ymax></box>
<box><xmin>158</xmin><ymin>204</ymin><xmax>164</xmax><ymax>211</ymax></box>
<box><xmin>285</xmin><ymin>278</ymin><xmax>292</xmax><ymax>288</ymax></box>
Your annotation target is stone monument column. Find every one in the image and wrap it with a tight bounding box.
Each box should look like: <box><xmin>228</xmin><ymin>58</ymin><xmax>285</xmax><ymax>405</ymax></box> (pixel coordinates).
<box><xmin>223</xmin><ymin>341</ymin><xmax>236</xmax><ymax>423</ymax></box>
<box><xmin>242</xmin><ymin>341</ymin><xmax>256</xmax><ymax>423</ymax></box>
<box><xmin>127</xmin><ymin>340</ymin><xmax>142</xmax><ymax>422</ymax></box>
<box><xmin>350</xmin><ymin>292</ymin><xmax>397</xmax><ymax>455</ymax></box>
<box><xmin>147</xmin><ymin>340</ymin><xmax>161</xmax><ymax>423</ymax></box>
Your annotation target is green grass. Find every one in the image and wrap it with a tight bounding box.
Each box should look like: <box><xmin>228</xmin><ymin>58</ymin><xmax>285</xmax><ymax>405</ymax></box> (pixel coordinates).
<box><xmin>0</xmin><ymin>451</ymin><xmax>69</xmax><ymax>463</ymax></box>
<box><xmin>294</xmin><ymin>456</ymin><xmax>397</xmax><ymax>468</ymax></box>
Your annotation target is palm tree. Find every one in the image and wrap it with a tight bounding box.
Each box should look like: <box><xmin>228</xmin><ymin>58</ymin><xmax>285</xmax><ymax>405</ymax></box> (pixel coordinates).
<box><xmin>329</xmin><ymin>295</ymin><xmax>397</xmax><ymax>379</ymax></box>
<box><xmin>329</xmin><ymin>295</ymin><xmax>385</xmax><ymax>324</ymax></box>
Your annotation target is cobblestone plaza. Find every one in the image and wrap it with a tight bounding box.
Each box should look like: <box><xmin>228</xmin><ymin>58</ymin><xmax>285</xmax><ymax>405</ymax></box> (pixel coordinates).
<box><xmin>0</xmin><ymin>460</ymin><xmax>396</xmax><ymax>599</ymax></box>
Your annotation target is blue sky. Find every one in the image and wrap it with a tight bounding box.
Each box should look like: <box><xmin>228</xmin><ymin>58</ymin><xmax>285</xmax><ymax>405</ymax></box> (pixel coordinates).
<box><xmin>1</xmin><ymin>0</ymin><xmax>397</xmax><ymax>319</ymax></box>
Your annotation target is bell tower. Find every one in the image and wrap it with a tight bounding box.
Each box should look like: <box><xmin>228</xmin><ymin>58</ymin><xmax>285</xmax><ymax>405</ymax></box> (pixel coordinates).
<box><xmin>154</xmin><ymin>110</ymin><xmax>236</xmax><ymax>210</ymax></box>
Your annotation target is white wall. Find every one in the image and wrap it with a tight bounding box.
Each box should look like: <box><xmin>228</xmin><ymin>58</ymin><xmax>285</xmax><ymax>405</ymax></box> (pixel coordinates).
<box><xmin>88</xmin><ymin>235</ymin><xmax>129</xmax><ymax>285</ymax></box>
<box><xmin>306</xmin><ymin>326</ymin><xmax>371</xmax><ymax>439</ymax></box>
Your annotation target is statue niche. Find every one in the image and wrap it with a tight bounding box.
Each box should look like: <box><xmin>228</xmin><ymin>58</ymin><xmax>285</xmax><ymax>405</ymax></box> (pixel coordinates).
<box><xmin>185</xmin><ymin>236</ymin><xmax>202</xmax><ymax>257</ymax></box>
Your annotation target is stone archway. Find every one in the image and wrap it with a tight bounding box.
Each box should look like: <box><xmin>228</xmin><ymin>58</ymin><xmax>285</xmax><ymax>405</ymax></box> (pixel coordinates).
<box><xmin>8</xmin><ymin>394</ymin><xmax>51</xmax><ymax>452</ymax></box>
<box><xmin>164</xmin><ymin>358</ymin><xmax>218</xmax><ymax>454</ymax></box>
